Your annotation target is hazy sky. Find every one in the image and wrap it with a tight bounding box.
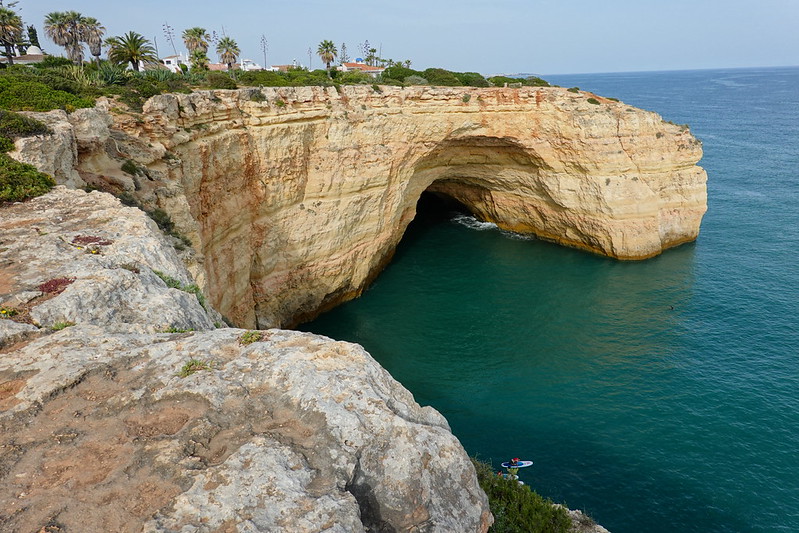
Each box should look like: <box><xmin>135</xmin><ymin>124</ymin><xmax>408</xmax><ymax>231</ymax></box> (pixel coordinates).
<box><xmin>17</xmin><ymin>0</ymin><xmax>799</xmax><ymax>75</ymax></box>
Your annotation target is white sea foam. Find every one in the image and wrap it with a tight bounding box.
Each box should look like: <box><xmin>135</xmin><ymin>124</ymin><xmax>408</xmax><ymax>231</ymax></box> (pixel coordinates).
<box><xmin>451</xmin><ymin>214</ymin><xmax>538</xmax><ymax>241</ymax></box>
<box><xmin>451</xmin><ymin>214</ymin><xmax>497</xmax><ymax>231</ymax></box>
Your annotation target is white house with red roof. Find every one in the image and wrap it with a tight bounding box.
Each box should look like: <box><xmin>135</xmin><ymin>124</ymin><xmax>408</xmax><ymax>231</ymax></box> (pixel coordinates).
<box><xmin>338</xmin><ymin>62</ymin><xmax>385</xmax><ymax>78</ymax></box>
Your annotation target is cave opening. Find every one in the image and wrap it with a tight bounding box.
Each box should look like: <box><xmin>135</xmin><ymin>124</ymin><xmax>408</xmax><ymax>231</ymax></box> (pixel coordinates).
<box><xmin>396</xmin><ymin>189</ymin><xmax>481</xmax><ymax>256</ymax></box>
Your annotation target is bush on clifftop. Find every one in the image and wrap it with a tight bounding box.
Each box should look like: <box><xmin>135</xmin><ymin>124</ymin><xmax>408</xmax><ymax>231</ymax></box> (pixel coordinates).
<box><xmin>472</xmin><ymin>458</ymin><xmax>571</xmax><ymax>533</ymax></box>
<box><xmin>0</xmin><ymin>153</ymin><xmax>55</xmax><ymax>203</ymax></box>
<box><xmin>0</xmin><ymin>76</ymin><xmax>94</xmax><ymax>112</ymax></box>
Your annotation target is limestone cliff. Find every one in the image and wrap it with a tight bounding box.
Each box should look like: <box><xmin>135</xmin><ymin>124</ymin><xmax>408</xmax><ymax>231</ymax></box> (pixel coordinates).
<box><xmin>14</xmin><ymin>85</ymin><xmax>707</xmax><ymax>330</ymax></box>
<box><xmin>0</xmin><ymin>188</ymin><xmax>492</xmax><ymax>532</ymax></box>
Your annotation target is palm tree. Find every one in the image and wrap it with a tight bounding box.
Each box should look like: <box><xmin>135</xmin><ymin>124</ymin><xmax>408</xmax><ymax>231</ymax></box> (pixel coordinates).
<box><xmin>183</xmin><ymin>27</ymin><xmax>209</xmax><ymax>71</ymax></box>
<box><xmin>81</xmin><ymin>17</ymin><xmax>105</xmax><ymax>65</ymax></box>
<box><xmin>317</xmin><ymin>40</ymin><xmax>337</xmax><ymax>77</ymax></box>
<box><xmin>106</xmin><ymin>31</ymin><xmax>157</xmax><ymax>71</ymax></box>
<box><xmin>182</xmin><ymin>27</ymin><xmax>209</xmax><ymax>54</ymax></box>
<box><xmin>0</xmin><ymin>7</ymin><xmax>22</xmax><ymax>65</ymax></box>
<box><xmin>215</xmin><ymin>36</ymin><xmax>239</xmax><ymax>71</ymax></box>
<box><xmin>44</xmin><ymin>11</ymin><xmax>85</xmax><ymax>64</ymax></box>
<box><xmin>189</xmin><ymin>48</ymin><xmax>209</xmax><ymax>71</ymax></box>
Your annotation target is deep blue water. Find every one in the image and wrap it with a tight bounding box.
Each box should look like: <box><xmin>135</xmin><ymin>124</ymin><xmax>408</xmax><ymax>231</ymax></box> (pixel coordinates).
<box><xmin>301</xmin><ymin>67</ymin><xmax>799</xmax><ymax>533</ymax></box>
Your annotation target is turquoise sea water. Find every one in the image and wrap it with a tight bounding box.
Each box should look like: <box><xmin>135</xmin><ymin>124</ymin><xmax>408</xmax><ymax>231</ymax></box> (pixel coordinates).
<box><xmin>300</xmin><ymin>67</ymin><xmax>799</xmax><ymax>533</ymax></box>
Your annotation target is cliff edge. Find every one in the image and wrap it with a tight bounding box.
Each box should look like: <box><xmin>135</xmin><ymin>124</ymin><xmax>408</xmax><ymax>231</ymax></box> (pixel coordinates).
<box><xmin>0</xmin><ymin>188</ymin><xmax>492</xmax><ymax>532</ymax></box>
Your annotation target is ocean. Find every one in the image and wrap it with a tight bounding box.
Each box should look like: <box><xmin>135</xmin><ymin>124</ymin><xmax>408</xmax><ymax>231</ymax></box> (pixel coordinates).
<box><xmin>300</xmin><ymin>67</ymin><xmax>799</xmax><ymax>533</ymax></box>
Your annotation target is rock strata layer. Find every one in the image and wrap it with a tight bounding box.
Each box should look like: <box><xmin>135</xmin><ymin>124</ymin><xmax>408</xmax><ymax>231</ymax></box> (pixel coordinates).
<box><xmin>0</xmin><ymin>189</ymin><xmax>492</xmax><ymax>532</ymax></box>
<box><xmin>15</xmin><ymin>86</ymin><xmax>707</xmax><ymax>330</ymax></box>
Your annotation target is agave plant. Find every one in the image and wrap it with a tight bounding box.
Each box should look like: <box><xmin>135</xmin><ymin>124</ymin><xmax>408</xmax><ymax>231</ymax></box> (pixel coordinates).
<box><xmin>96</xmin><ymin>61</ymin><xmax>129</xmax><ymax>85</ymax></box>
<box><xmin>58</xmin><ymin>64</ymin><xmax>100</xmax><ymax>89</ymax></box>
<box><xmin>142</xmin><ymin>68</ymin><xmax>181</xmax><ymax>82</ymax></box>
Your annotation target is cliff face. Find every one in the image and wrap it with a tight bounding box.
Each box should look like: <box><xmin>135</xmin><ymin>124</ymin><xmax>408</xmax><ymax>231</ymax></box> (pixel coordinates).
<box><xmin>16</xmin><ymin>86</ymin><xmax>707</xmax><ymax>329</ymax></box>
<box><xmin>0</xmin><ymin>188</ymin><xmax>491</xmax><ymax>533</ymax></box>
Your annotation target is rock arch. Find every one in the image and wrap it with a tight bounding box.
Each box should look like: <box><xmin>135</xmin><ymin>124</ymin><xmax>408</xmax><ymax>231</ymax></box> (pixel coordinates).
<box><xmin>25</xmin><ymin>85</ymin><xmax>706</xmax><ymax>328</ymax></box>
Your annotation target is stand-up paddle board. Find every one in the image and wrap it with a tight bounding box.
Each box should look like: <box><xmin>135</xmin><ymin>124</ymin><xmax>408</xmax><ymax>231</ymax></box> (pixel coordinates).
<box><xmin>501</xmin><ymin>460</ymin><xmax>533</xmax><ymax>468</ymax></box>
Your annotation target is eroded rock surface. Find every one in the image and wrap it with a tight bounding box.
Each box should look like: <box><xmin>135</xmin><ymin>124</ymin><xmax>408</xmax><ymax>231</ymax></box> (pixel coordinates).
<box><xmin>16</xmin><ymin>86</ymin><xmax>707</xmax><ymax>328</ymax></box>
<box><xmin>0</xmin><ymin>189</ymin><xmax>491</xmax><ymax>532</ymax></box>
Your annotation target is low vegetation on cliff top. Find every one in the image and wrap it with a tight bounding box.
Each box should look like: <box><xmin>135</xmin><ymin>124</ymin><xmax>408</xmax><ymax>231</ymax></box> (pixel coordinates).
<box><xmin>0</xmin><ymin>110</ymin><xmax>55</xmax><ymax>203</ymax></box>
<box><xmin>472</xmin><ymin>458</ymin><xmax>572</xmax><ymax>533</ymax></box>
<box><xmin>0</xmin><ymin>57</ymin><xmax>551</xmax><ymax>114</ymax></box>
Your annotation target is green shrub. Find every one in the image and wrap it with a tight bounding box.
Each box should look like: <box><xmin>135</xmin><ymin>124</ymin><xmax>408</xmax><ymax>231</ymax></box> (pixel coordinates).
<box><xmin>0</xmin><ymin>136</ymin><xmax>13</xmax><ymax>152</ymax></box>
<box><xmin>378</xmin><ymin>77</ymin><xmax>403</xmax><ymax>86</ymax></box>
<box><xmin>153</xmin><ymin>269</ymin><xmax>206</xmax><ymax>309</ymax></box>
<box><xmin>462</xmin><ymin>94</ymin><xmax>472</xmax><ymax>103</ymax></box>
<box><xmin>567</xmin><ymin>87</ymin><xmax>580</xmax><ymax>93</ymax></box>
<box><xmin>0</xmin><ymin>110</ymin><xmax>52</xmax><ymax>138</ymax></box>
<box><xmin>238</xmin><ymin>70</ymin><xmax>287</xmax><ymax>87</ymax></box>
<box><xmin>455</xmin><ymin>71</ymin><xmax>490</xmax><ymax>87</ymax></box>
<box><xmin>404</xmin><ymin>75</ymin><xmax>428</xmax><ymax>86</ymax></box>
<box><xmin>422</xmin><ymin>68</ymin><xmax>461</xmax><ymax>86</ymax></box>
<box><xmin>121</xmin><ymin>158</ymin><xmax>143</xmax><ymax>176</ymax></box>
<box><xmin>523</xmin><ymin>76</ymin><xmax>550</xmax><ymax>87</ymax></box>
<box><xmin>471</xmin><ymin>458</ymin><xmax>571</xmax><ymax>533</ymax></box>
<box><xmin>142</xmin><ymin>68</ymin><xmax>181</xmax><ymax>82</ymax></box>
<box><xmin>147</xmin><ymin>208</ymin><xmax>175</xmax><ymax>233</ymax></box>
<box><xmin>0</xmin><ymin>76</ymin><xmax>94</xmax><ymax>112</ymax></box>
<box><xmin>485</xmin><ymin>74</ymin><xmax>550</xmax><ymax>87</ymax></box>
<box><xmin>35</xmin><ymin>56</ymin><xmax>74</xmax><ymax>69</ymax></box>
<box><xmin>0</xmin><ymin>153</ymin><xmax>55</xmax><ymax>202</ymax></box>
<box><xmin>381</xmin><ymin>66</ymin><xmax>421</xmax><ymax>82</ymax></box>
<box><xmin>207</xmin><ymin>72</ymin><xmax>237</xmax><ymax>89</ymax></box>
<box><xmin>51</xmin><ymin>321</ymin><xmax>76</xmax><ymax>331</ymax></box>
<box><xmin>587</xmin><ymin>97</ymin><xmax>601</xmax><ymax>105</ymax></box>
<box><xmin>337</xmin><ymin>70</ymin><xmax>371</xmax><ymax>84</ymax></box>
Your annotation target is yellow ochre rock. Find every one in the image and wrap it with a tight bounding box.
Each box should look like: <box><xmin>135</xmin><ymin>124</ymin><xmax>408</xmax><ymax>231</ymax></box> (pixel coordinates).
<box><xmin>22</xmin><ymin>85</ymin><xmax>708</xmax><ymax>329</ymax></box>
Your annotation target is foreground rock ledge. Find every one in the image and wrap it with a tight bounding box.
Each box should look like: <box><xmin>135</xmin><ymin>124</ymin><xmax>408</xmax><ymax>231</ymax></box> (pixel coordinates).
<box><xmin>15</xmin><ymin>85</ymin><xmax>708</xmax><ymax>328</ymax></box>
<box><xmin>0</xmin><ymin>189</ymin><xmax>491</xmax><ymax>532</ymax></box>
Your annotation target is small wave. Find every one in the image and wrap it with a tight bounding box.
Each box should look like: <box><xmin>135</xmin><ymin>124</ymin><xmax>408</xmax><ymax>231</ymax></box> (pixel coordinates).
<box><xmin>451</xmin><ymin>214</ymin><xmax>539</xmax><ymax>241</ymax></box>
<box><xmin>451</xmin><ymin>214</ymin><xmax>498</xmax><ymax>231</ymax></box>
<box><xmin>500</xmin><ymin>230</ymin><xmax>537</xmax><ymax>241</ymax></box>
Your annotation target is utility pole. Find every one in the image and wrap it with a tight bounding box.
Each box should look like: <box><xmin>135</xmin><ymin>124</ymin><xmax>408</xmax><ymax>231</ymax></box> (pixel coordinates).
<box><xmin>260</xmin><ymin>34</ymin><xmax>268</xmax><ymax>69</ymax></box>
<box><xmin>307</xmin><ymin>47</ymin><xmax>312</xmax><ymax>70</ymax></box>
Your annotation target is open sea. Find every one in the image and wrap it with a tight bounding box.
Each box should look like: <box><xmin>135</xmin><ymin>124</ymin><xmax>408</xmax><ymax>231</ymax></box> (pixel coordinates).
<box><xmin>300</xmin><ymin>67</ymin><xmax>799</xmax><ymax>533</ymax></box>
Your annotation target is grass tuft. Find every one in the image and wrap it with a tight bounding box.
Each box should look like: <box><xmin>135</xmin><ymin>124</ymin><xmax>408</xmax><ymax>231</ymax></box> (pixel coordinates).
<box><xmin>177</xmin><ymin>358</ymin><xmax>212</xmax><ymax>378</ymax></box>
<box><xmin>238</xmin><ymin>330</ymin><xmax>262</xmax><ymax>345</ymax></box>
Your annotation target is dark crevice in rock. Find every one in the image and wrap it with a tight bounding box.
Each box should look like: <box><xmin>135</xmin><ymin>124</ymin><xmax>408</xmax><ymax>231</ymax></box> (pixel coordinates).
<box><xmin>345</xmin><ymin>458</ymin><xmax>397</xmax><ymax>533</ymax></box>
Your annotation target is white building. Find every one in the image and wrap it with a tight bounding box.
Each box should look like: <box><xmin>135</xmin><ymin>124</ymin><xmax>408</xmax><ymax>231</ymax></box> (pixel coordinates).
<box><xmin>337</xmin><ymin>62</ymin><xmax>385</xmax><ymax>78</ymax></box>
<box><xmin>0</xmin><ymin>45</ymin><xmax>46</xmax><ymax>65</ymax></box>
<box><xmin>161</xmin><ymin>53</ymin><xmax>190</xmax><ymax>73</ymax></box>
